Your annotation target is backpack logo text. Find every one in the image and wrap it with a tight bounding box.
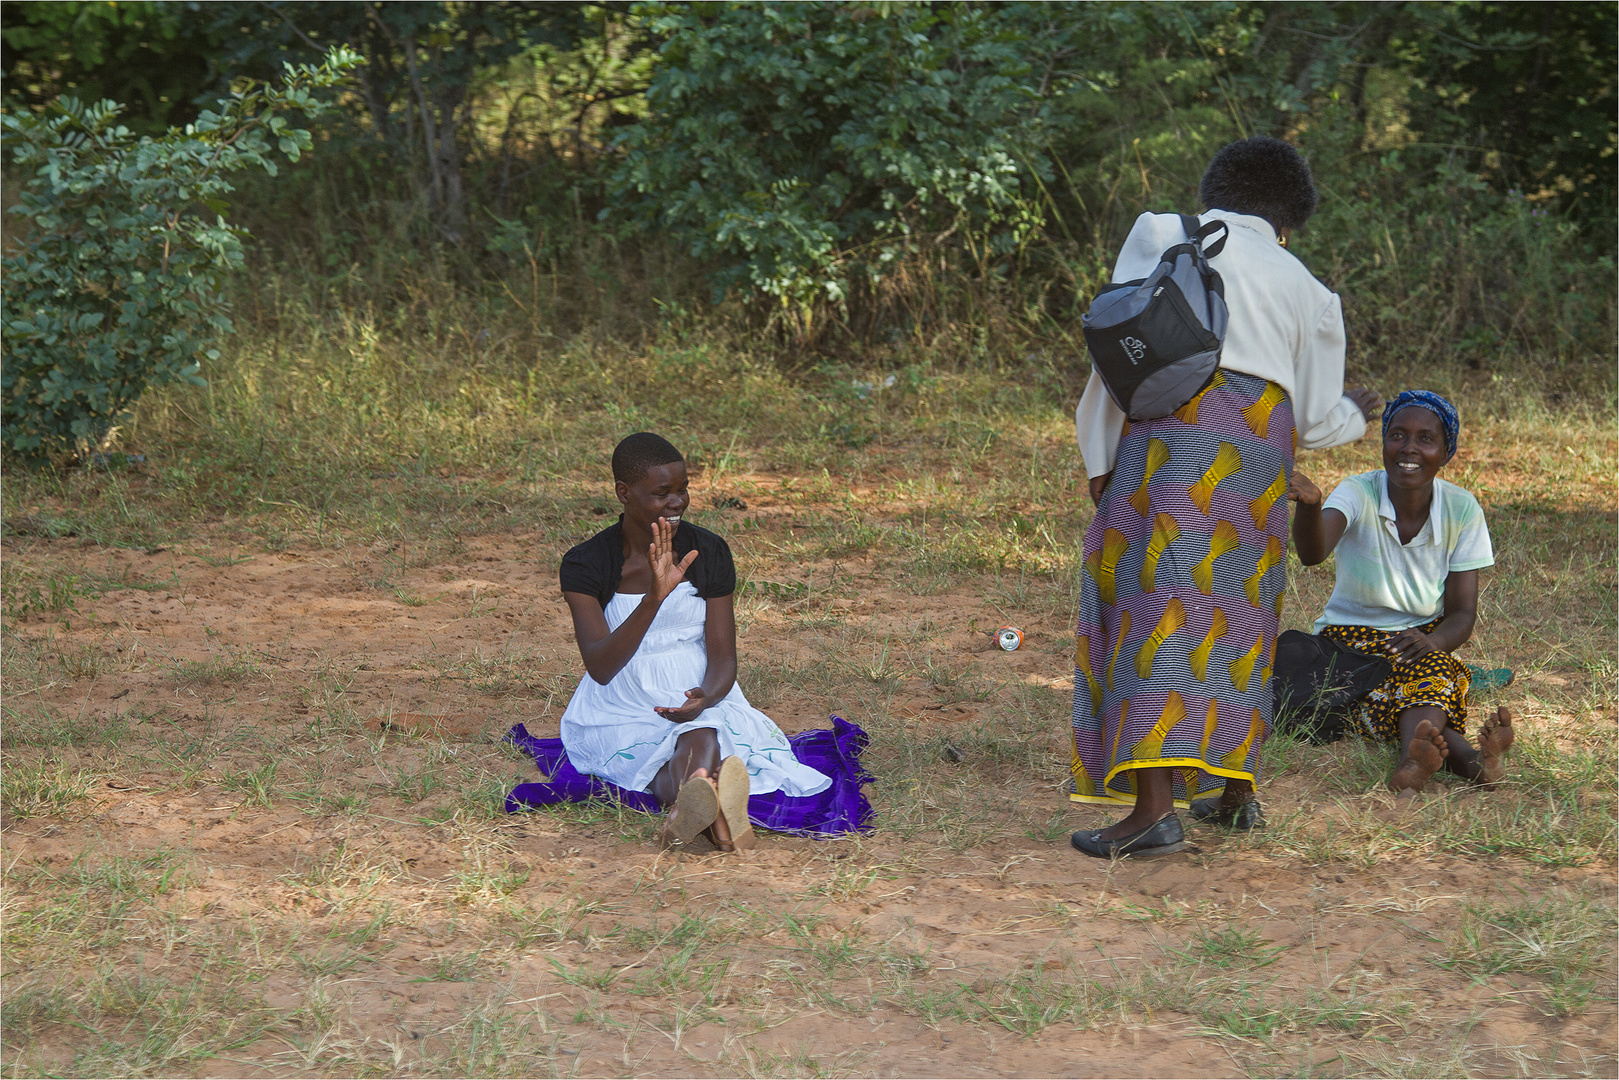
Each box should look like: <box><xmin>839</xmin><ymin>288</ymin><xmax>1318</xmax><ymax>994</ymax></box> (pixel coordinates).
<box><xmin>1119</xmin><ymin>336</ymin><xmax>1147</xmax><ymax>365</ymax></box>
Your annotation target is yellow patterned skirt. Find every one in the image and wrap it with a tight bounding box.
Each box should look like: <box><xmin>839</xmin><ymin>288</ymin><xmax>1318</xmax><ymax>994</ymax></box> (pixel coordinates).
<box><xmin>1317</xmin><ymin>619</ymin><xmax>1469</xmax><ymax>741</ymax></box>
<box><xmin>1071</xmin><ymin>370</ymin><xmax>1293</xmax><ymax>808</ymax></box>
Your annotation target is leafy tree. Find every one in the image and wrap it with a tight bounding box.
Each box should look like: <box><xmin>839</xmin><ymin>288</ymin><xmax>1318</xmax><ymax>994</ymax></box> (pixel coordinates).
<box><xmin>2</xmin><ymin>2</ymin><xmax>595</xmax><ymax>233</ymax></box>
<box><xmin>608</xmin><ymin>2</ymin><xmax>1079</xmax><ymax>317</ymax></box>
<box><xmin>0</xmin><ymin>48</ymin><xmax>360</xmax><ymax>459</ymax></box>
<box><xmin>1400</xmin><ymin>1</ymin><xmax>1616</xmax><ymax>221</ymax></box>
<box><xmin>0</xmin><ymin>1</ymin><xmax>224</xmax><ymax>134</ymax></box>
<box><xmin>203</xmin><ymin>2</ymin><xmax>590</xmax><ymax>232</ymax></box>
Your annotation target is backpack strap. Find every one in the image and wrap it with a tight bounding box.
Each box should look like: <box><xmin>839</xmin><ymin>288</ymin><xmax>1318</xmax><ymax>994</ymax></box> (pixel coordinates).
<box><xmin>1180</xmin><ymin>214</ymin><xmax>1229</xmax><ymax>259</ymax></box>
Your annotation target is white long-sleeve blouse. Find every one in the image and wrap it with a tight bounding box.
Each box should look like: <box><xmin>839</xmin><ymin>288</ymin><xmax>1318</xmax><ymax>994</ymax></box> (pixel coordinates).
<box><xmin>1074</xmin><ymin>209</ymin><xmax>1366</xmax><ymax>478</ymax></box>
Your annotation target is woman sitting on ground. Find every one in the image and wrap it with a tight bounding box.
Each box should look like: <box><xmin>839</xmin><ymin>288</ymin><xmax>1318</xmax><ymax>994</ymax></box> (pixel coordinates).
<box><xmin>557</xmin><ymin>432</ymin><xmax>831</xmax><ymax>850</ymax></box>
<box><xmin>1291</xmin><ymin>391</ymin><xmax>1512</xmax><ymax>791</ymax></box>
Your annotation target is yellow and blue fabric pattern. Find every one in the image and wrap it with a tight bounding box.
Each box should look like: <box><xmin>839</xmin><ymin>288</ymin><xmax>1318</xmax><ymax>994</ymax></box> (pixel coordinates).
<box><xmin>1317</xmin><ymin>619</ymin><xmax>1470</xmax><ymax>740</ymax></box>
<box><xmin>1071</xmin><ymin>370</ymin><xmax>1292</xmax><ymax>808</ymax></box>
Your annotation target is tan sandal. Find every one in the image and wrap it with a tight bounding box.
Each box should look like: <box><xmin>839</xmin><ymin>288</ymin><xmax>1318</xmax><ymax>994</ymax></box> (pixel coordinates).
<box><xmin>716</xmin><ymin>756</ymin><xmax>756</xmax><ymax>851</ymax></box>
<box><xmin>657</xmin><ymin>776</ymin><xmax>718</xmax><ymax>849</ymax></box>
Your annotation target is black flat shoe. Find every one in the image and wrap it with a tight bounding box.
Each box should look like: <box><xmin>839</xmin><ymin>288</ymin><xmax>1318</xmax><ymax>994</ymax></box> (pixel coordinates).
<box><xmin>1071</xmin><ymin>812</ymin><xmax>1188</xmax><ymax>859</ymax></box>
<box><xmin>1188</xmin><ymin>797</ymin><xmax>1265</xmax><ymax>831</ymax></box>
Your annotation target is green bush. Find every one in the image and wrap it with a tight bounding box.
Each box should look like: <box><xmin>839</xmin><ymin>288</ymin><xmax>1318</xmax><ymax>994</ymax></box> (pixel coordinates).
<box><xmin>0</xmin><ymin>47</ymin><xmax>358</xmax><ymax>459</ymax></box>
<box><xmin>610</xmin><ymin>3</ymin><xmax>1058</xmax><ymax>317</ymax></box>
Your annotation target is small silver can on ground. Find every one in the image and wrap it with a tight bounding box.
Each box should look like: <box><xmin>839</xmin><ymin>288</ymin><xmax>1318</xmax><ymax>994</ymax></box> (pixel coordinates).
<box><xmin>996</xmin><ymin>626</ymin><xmax>1023</xmax><ymax>651</ymax></box>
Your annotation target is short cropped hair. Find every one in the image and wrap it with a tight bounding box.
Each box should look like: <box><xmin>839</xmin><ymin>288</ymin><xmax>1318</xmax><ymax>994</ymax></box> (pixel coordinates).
<box><xmin>611</xmin><ymin>432</ymin><xmax>684</xmax><ymax>485</ymax></box>
<box><xmin>1198</xmin><ymin>137</ymin><xmax>1319</xmax><ymax>231</ymax></box>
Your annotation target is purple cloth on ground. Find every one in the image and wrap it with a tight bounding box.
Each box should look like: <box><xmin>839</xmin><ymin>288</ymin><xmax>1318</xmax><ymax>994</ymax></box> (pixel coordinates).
<box><xmin>503</xmin><ymin>716</ymin><xmax>874</xmax><ymax>836</ymax></box>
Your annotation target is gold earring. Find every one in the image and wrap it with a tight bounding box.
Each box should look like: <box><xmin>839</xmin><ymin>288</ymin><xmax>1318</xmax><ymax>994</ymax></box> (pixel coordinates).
<box><xmin>1277</xmin><ymin>234</ymin><xmax>1288</xmax><ymax>248</ymax></box>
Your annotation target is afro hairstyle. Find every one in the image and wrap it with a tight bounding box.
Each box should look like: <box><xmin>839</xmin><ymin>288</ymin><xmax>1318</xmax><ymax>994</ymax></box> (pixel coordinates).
<box><xmin>1198</xmin><ymin>137</ymin><xmax>1319</xmax><ymax>231</ymax></box>
<box><xmin>611</xmin><ymin>432</ymin><xmax>684</xmax><ymax>486</ymax></box>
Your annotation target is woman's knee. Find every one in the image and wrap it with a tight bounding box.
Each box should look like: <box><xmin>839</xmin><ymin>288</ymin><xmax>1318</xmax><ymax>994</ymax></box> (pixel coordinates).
<box><xmin>675</xmin><ymin>728</ymin><xmax>721</xmax><ymax>768</ymax></box>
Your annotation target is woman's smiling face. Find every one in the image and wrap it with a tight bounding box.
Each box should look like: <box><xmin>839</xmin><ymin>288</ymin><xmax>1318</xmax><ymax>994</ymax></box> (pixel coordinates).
<box><xmin>616</xmin><ymin>460</ymin><xmax>690</xmax><ymax>529</ymax></box>
<box><xmin>1382</xmin><ymin>406</ymin><xmax>1448</xmax><ymax>491</ymax></box>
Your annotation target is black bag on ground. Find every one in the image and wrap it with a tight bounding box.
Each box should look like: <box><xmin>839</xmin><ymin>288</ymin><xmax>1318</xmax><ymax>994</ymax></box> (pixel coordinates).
<box><xmin>1271</xmin><ymin>630</ymin><xmax>1392</xmax><ymax>744</ymax></box>
<box><xmin>1080</xmin><ymin>214</ymin><xmax>1230</xmax><ymax>420</ymax></box>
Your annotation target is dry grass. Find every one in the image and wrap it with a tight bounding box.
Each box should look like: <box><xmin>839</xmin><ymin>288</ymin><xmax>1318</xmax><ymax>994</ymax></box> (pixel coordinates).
<box><xmin>1</xmin><ymin>321</ymin><xmax>1614</xmax><ymax>1076</ymax></box>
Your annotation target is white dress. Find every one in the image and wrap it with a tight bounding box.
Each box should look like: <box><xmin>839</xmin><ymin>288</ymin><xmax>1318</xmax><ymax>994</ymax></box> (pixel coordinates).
<box><xmin>559</xmin><ymin>582</ymin><xmax>832</xmax><ymax>798</ymax></box>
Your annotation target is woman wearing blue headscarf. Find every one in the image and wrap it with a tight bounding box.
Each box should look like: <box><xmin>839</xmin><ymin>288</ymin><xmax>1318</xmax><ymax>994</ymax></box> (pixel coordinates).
<box><xmin>1291</xmin><ymin>390</ymin><xmax>1514</xmax><ymax>792</ymax></box>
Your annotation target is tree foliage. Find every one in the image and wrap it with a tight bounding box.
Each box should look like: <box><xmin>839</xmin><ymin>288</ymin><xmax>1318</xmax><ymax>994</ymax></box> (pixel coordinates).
<box><xmin>0</xmin><ymin>48</ymin><xmax>359</xmax><ymax>458</ymax></box>
<box><xmin>610</xmin><ymin>3</ymin><xmax>1074</xmax><ymax>313</ymax></box>
<box><xmin>180</xmin><ymin>2</ymin><xmax>590</xmax><ymax>232</ymax></box>
<box><xmin>606</xmin><ymin>2</ymin><xmax>1614</xmax><ymax>318</ymax></box>
<box><xmin>0</xmin><ymin>1</ymin><xmax>223</xmax><ymax>134</ymax></box>
<box><xmin>0</xmin><ymin>2</ymin><xmax>1610</xmax><ymax>370</ymax></box>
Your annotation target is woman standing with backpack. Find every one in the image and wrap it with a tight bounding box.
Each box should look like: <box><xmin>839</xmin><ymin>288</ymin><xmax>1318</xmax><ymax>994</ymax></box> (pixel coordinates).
<box><xmin>1068</xmin><ymin>137</ymin><xmax>1381</xmax><ymax>858</ymax></box>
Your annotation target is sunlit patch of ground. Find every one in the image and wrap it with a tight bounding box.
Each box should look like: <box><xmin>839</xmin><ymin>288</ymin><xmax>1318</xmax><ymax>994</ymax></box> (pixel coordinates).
<box><xmin>3</xmin><ymin>408</ymin><xmax>1614</xmax><ymax>1078</ymax></box>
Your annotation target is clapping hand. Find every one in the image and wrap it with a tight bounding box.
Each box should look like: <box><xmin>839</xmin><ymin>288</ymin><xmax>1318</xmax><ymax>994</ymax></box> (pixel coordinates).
<box><xmin>649</xmin><ymin>517</ymin><xmax>698</xmax><ymax>602</ymax></box>
<box><xmin>654</xmin><ymin>687</ymin><xmax>711</xmax><ymax>723</ymax></box>
<box><xmin>1287</xmin><ymin>470</ymin><xmax>1323</xmax><ymax>507</ymax></box>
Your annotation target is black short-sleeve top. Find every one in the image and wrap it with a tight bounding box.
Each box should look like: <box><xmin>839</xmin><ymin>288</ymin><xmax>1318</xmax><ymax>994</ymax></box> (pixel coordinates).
<box><xmin>559</xmin><ymin>519</ymin><xmax>736</xmax><ymax>608</ymax></box>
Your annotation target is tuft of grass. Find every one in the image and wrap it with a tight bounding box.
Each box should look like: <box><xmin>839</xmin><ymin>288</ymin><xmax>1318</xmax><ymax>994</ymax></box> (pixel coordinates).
<box><xmin>0</xmin><ymin>983</ymin><xmax>73</xmax><ymax>1038</ymax></box>
<box><xmin>2</xmin><ymin>704</ymin><xmax>134</xmax><ymax>748</ymax></box>
<box><xmin>382</xmin><ymin>755</ymin><xmax>448</xmax><ymax>805</ymax></box>
<box><xmin>4</xmin><ymin>967</ymin><xmax>277</xmax><ymax>1078</ymax></box>
<box><xmin>0</xmin><ymin>755</ymin><xmax>102</xmax><ymax>819</ymax></box>
<box><xmin>1174</xmin><ymin>925</ymin><xmax>1290</xmax><ymax>970</ymax></box>
<box><xmin>450</xmin><ymin>840</ymin><xmax>532</xmax><ymax>906</ymax></box>
<box><xmin>1435</xmin><ymin>891</ymin><xmax>1617</xmax><ymax>1017</ymax></box>
<box><xmin>168</xmin><ymin>650</ymin><xmax>260</xmax><ymax>687</ymax></box>
<box><xmin>62</xmin><ymin>848</ymin><xmax>192</xmax><ymax>897</ymax></box>
<box><xmin>220</xmin><ymin>759</ymin><xmax>278</xmax><ymax>808</ymax></box>
<box><xmin>500</xmin><ymin>899</ymin><xmax>586</xmax><ymax>949</ymax></box>
<box><xmin>1</xmin><ymin>564</ymin><xmax>88</xmax><ymax>619</ymax></box>
<box><xmin>55</xmin><ymin>642</ymin><xmax>117</xmax><ymax>679</ymax></box>
<box><xmin>288</xmin><ymin>839</ymin><xmax>399</xmax><ymax>894</ymax></box>
<box><xmin>291</xmin><ymin>789</ymin><xmax>370</xmax><ymax>816</ymax></box>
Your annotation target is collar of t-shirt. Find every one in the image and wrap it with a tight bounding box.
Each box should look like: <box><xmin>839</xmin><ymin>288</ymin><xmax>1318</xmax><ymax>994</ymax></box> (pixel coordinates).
<box><xmin>1376</xmin><ymin>472</ymin><xmax>1438</xmax><ymax>548</ymax></box>
<box><xmin>1203</xmin><ymin>209</ymin><xmax>1279</xmax><ymax>244</ymax></box>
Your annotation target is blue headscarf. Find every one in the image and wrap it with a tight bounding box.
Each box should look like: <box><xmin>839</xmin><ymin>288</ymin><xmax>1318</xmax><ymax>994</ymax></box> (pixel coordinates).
<box><xmin>1381</xmin><ymin>390</ymin><xmax>1459</xmax><ymax>460</ymax></box>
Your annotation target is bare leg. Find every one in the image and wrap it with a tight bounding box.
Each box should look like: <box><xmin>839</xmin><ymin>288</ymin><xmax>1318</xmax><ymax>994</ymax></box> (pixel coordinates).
<box><xmin>1438</xmin><ymin>725</ymin><xmax>1483</xmax><ymax>780</ymax></box>
<box><xmin>1219</xmin><ymin>777</ymin><xmax>1255</xmax><ymax>812</ymax></box>
<box><xmin>1389</xmin><ymin>707</ymin><xmax>1449</xmax><ymax>792</ymax></box>
<box><xmin>708</xmin><ymin>798</ymin><xmax>736</xmax><ymax>851</ymax></box>
<box><xmin>651</xmin><ymin>728</ymin><xmax>721</xmax><ymax>806</ymax></box>
<box><xmin>1098</xmin><ymin>767</ymin><xmax>1174</xmax><ymax>840</ymax></box>
<box><xmin>650</xmin><ymin>729</ymin><xmax>744</xmax><ymax>850</ymax></box>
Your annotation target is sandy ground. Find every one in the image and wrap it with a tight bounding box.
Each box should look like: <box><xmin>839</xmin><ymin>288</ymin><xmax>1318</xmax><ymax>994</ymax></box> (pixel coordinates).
<box><xmin>2</xmin><ymin>490</ymin><xmax>1615</xmax><ymax>1077</ymax></box>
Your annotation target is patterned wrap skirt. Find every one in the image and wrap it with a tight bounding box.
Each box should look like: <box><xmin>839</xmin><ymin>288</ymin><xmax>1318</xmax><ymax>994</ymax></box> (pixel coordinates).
<box><xmin>1072</xmin><ymin>370</ymin><xmax>1295</xmax><ymax>808</ymax></box>
<box><xmin>1318</xmin><ymin>619</ymin><xmax>1470</xmax><ymax>741</ymax></box>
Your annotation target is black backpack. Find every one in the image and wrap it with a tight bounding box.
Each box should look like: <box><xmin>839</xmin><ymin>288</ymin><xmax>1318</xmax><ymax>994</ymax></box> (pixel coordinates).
<box><xmin>1081</xmin><ymin>214</ymin><xmax>1230</xmax><ymax>420</ymax></box>
<box><xmin>1271</xmin><ymin>630</ymin><xmax>1392</xmax><ymax>744</ymax></box>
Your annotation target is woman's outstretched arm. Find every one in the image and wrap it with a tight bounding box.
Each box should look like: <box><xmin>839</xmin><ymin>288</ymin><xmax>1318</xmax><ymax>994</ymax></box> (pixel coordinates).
<box><xmin>654</xmin><ymin>594</ymin><xmax>738</xmax><ymax>723</ymax></box>
<box><xmin>564</xmin><ymin>518</ymin><xmax>696</xmax><ymax>685</ymax></box>
<box><xmin>1290</xmin><ymin>470</ymin><xmax>1348</xmax><ymax>566</ymax></box>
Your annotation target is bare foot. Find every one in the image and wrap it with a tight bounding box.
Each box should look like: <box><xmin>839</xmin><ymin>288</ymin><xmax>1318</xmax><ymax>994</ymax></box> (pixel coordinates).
<box><xmin>1477</xmin><ymin>707</ymin><xmax>1514</xmax><ymax>788</ymax></box>
<box><xmin>1389</xmin><ymin>719</ymin><xmax>1449</xmax><ymax>792</ymax></box>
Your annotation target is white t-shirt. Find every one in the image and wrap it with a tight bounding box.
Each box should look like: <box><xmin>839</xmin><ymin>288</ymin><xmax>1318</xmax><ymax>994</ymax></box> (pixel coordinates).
<box><xmin>1313</xmin><ymin>471</ymin><xmax>1494</xmax><ymax>632</ymax></box>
